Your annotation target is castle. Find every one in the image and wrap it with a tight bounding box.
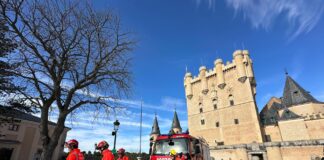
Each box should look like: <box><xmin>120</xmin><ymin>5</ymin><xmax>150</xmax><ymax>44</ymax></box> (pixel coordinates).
<box><xmin>150</xmin><ymin>50</ymin><xmax>324</xmax><ymax>160</ymax></box>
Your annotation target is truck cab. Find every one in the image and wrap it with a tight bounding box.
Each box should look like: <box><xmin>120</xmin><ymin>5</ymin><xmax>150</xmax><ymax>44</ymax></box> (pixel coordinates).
<box><xmin>150</xmin><ymin>133</ymin><xmax>210</xmax><ymax>160</ymax></box>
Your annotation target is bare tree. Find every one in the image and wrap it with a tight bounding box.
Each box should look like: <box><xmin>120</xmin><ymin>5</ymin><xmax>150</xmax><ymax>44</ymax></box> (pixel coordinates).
<box><xmin>0</xmin><ymin>0</ymin><xmax>135</xmax><ymax>159</ymax></box>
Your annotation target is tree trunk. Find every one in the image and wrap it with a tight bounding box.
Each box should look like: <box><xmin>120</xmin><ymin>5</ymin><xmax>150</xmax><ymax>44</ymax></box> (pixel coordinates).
<box><xmin>41</xmin><ymin>112</ymin><xmax>67</xmax><ymax>160</ymax></box>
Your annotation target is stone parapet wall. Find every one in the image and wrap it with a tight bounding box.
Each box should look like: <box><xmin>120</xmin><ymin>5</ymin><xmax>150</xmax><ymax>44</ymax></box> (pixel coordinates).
<box><xmin>211</xmin><ymin>139</ymin><xmax>324</xmax><ymax>150</ymax></box>
<box><xmin>210</xmin><ymin>140</ymin><xmax>324</xmax><ymax>160</ymax></box>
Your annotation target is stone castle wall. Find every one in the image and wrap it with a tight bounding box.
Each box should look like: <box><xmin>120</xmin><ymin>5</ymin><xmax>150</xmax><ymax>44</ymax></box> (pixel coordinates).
<box><xmin>185</xmin><ymin>50</ymin><xmax>263</xmax><ymax>146</ymax></box>
<box><xmin>184</xmin><ymin>50</ymin><xmax>324</xmax><ymax>160</ymax></box>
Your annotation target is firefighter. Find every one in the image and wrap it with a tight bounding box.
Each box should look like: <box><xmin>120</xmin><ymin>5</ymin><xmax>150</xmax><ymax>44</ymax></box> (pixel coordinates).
<box><xmin>117</xmin><ymin>148</ymin><xmax>129</xmax><ymax>160</ymax></box>
<box><xmin>65</xmin><ymin>139</ymin><xmax>84</xmax><ymax>160</ymax></box>
<box><xmin>170</xmin><ymin>149</ymin><xmax>184</xmax><ymax>160</ymax></box>
<box><xmin>178</xmin><ymin>152</ymin><xmax>186</xmax><ymax>160</ymax></box>
<box><xmin>96</xmin><ymin>140</ymin><xmax>114</xmax><ymax>160</ymax></box>
<box><xmin>170</xmin><ymin>149</ymin><xmax>177</xmax><ymax>160</ymax></box>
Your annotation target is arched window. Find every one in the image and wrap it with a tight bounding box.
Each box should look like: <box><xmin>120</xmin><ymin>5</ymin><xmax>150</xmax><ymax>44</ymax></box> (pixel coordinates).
<box><xmin>199</xmin><ymin>108</ymin><xmax>203</xmax><ymax>113</ymax></box>
<box><xmin>229</xmin><ymin>94</ymin><xmax>234</xmax><ymax>106</ymax></box>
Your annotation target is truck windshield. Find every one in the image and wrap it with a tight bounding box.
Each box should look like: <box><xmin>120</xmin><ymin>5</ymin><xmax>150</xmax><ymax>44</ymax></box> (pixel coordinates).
<box><xmin>153</xmin><ymin>138</ymin><xmax>188</xmax><ymax>155</ymax></box>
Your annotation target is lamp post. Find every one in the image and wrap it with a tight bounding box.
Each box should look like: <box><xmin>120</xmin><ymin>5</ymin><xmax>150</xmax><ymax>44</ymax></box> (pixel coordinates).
<box><xmin>112</xmin><ymin>120</ymin><xmax>120</xmax><ymax>153</ymax></box>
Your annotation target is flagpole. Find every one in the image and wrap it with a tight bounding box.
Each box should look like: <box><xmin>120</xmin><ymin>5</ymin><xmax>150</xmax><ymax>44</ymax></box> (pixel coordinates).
<box><xmin>137</xmin><ymin>99</ymin><xmax>143</xmax><ymax>160</ymax></box>
<box><xmin>140</xmin><ymin>99</ymin><xmax>142</xmax><ymax>154</ymax></box>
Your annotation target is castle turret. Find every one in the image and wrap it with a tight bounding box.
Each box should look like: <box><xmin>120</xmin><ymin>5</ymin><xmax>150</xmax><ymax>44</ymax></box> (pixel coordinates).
<box><xmin>170</xmin><ymin>111</ymin><xmax>182</xmax><ymax>134</ymax></box>
<box><xmin>150</xmin><ymin>115</ymin><xmax>161</xmax><ymax>141</ymax></box>
<box><xmin>214</xmin><ymin>59</ymin><xmax>226</xmax><ymax>89</ymax></box>
<box><xmin>243</xmin><ymin>50</ymin><xmax>254</xmax><ymax>79</ymax></box>
<box><xmin>233</xmin><ymin>50</ymin><xmax>247</xmax><ymax>82</ymax></box>
<box><xmin>184</xmin><ymin>72</ymin><xmax>193</xmax><ymax>99</ymax></box>
<box><xmin>149</xmin><ymin>115</ymin><xmax>161</xmax><ymax>155</ymax></box>
<box><xmin>199</xmin><ymin>66</ymin><xmax>209</xmax><ymax>94</ymax></box>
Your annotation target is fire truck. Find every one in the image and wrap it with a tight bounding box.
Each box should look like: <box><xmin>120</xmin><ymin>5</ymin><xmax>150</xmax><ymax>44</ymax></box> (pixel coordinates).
<box><xmin>150</xmin><ymin>133</ymin><xmax>210</xmax><ymax>160</ymax></box>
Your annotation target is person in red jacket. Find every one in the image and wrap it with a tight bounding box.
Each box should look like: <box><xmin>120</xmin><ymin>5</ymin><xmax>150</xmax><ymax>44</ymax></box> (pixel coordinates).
<box><xmin>96</xmin><ymin>140</ymin><xmax>114</xmax><ymax>160</ymax></box>
<box><xmin>65</xmin><ymin>139</ymin><xmax>84</xmax><ymax>160</ymax></box>
<box><xmin>117</xmin><ymin>148</ymin><xmax>129</xmax><ymax>160</ymax></box>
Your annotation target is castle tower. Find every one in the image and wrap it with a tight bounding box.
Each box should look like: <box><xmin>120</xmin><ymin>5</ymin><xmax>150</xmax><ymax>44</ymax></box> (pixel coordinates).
<box><xmin>149</xmin><ymin>115</ymin><xmax>160</xmax><ymax>155</ymax></box>
<box><xmin>170</xmin><ymin>111</ymin><xmax>182</xmax><ymax>134</ymax></box>
<box><xmin>150</xmin><ymin>115</ymin><xmax>161</xmax><ymax>142</ymax></box>
<box><xmin>184</xmin><ymin>50</ymin><xmax>263</xmax><ymax>146</ymax></box>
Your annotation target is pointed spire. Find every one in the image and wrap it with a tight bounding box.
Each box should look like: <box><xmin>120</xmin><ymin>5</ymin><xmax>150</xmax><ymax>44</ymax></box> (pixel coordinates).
<box><xmin>171</xmin><ymin>110</ymin><xmax>182</xmax><ymax>131</ymax></box>
<box><xmin>282</xmin><ymin>76</ymin><xmax>318</xmax><ymax>107</ymax></box>
<box><xmin>150</xmin><ymin>115</ymin><xmax>160</xmax><ymax>135</ymax></box>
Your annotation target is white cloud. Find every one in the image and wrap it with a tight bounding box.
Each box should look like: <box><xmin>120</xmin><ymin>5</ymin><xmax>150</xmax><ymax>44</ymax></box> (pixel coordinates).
<box><xmin>117</xmin><ymin>97</ymin><xmax>187</xmax><ymax>114</ymax></box>
<box><xmin>65</xmin><ymin>119</ymin><xmax>151</xmax><ymax>153</ymax></box>
<box><xmin>33</xmin><ymin>94</ymin><xmax>187</xmax><ymax>153</ymax></box>
<box><xmin>160</xmin><ymin>97</ymin><xmax>186</xmax><ymax>108</ymax></box>
<box><xmin>197</xmin><ymin>0</ymin><xmax>324</xmax><ymax>39</ymax></box>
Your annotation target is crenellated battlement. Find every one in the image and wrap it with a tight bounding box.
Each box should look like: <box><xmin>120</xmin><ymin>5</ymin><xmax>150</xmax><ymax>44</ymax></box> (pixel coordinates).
<box><xmin>184</xmin><ymin>50</ymin><xmax>255</xmax><ymax>99</ymax></box>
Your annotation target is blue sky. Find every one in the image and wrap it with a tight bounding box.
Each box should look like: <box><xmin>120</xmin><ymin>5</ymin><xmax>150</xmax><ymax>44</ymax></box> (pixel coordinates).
<box><xmin>61</xmin><ymin>0</ymin><xmax>324</xmax><ymax>153</ymax></box>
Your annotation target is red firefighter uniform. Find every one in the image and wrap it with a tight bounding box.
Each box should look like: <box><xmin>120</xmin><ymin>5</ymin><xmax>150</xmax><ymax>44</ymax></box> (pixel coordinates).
<box><xmin>117</xmin><ymin>155</ymin><xmax>129</xmax><ymax>160</ymax></box>
<box><xmin>66</xmin><ymin>148</ymin><xmax>84</xmax><ymax>160</ymax></box>
<box><xmin>102</xmin><ymin>149</ymin><xmax>114</xmax><ymax>160</ymax></box>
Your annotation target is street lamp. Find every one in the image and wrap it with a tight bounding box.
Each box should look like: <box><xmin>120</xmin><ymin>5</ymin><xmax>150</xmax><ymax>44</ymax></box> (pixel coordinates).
<box><xmin>112</xmin><ymin>120</ymin><xmax>120</xmax><ymax>153</ymax></box>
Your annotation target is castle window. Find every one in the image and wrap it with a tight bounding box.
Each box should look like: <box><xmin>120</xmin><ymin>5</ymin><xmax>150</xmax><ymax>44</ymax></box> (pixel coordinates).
<box><xmin>201</xmin><ymin>119</ymin><xmax>205</xmax><ymax>125</ymax></box>
<box><xmin>270</xmin><ymin>117</ymin><xmax>276</xmax><ymax>123</ymax></box>
<box><xmin>234</xmin><ymin>119</ymin><xmax>239</xmax><ymax>124</ymax></box>
<box><xmin>8</xmin><ymin>124</ymin><xmax>19</xmax><ymax>131</ymax></box>
<box><xmin>285</xmin><ymin>110</ymin><xmax>294</xmax><ymax>119</ymax></box>
<box><xmin>265</xmin><ymin>135</ymin><xmax>271</xmax><ymax>142</ymax></box>
<box><xmin>216</xmin><ymin>122</ymin><xmax>219</xmax><ymax>127</ymax></box>
<box><xmin>230</xmin><ymin>100</ymin><xmax>234</xmax><ymax>106</ymax></box>
<box><xmin>199</xmin><ymin>108</ymin><xmax>203</xmax><ymax>113</ymax></box>
<box><xmin>217</xmin><ymin>142</ymin><xmax>224</xmax><ymax>146</ymax></box>
<box><xmin>229</xmin><ymin>94</ymin><xmax>234</xmax><ymax>106</ymax></box>
<box><xmin>213</xmin><ymin>99</ymin><xmax>217</xmax><ymax>110</ymax></box>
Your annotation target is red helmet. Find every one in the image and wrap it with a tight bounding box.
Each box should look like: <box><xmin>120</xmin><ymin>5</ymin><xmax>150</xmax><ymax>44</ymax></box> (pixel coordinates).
<box><xmin>65</xmin><ymin>139</ymin><xmax>78</xmax><ymax>148</ymax></box>
<box><xmin>118</xmin><ymin>148</ymin><xmax>125</xmax><ymax>154</ymax></box>
<box><xmin>97</xmin><ymin>140</ymin><xmax>109</xmax><ymax>149</ymax></box>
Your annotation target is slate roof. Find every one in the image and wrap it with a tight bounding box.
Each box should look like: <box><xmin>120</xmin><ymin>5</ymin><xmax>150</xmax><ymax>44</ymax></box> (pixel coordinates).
<box><xmin>282</xmin><ymin>76</ymin><xmax>319</xmax><ymax>107</ymax></box>
<box><xmin>171</xmin><ymin>111</ymin><xmax>182</xmax><ymax>130</ymax></box>
<box><xmin>260</xmin><ymin>98</ymin><xmax>283</xmax><ymax>125</ymax></box>
<box><xmin>279</xmin><ymin>109</ymin><xmax>301</xmax><ymax>120</ymax></box>
<box><xmin>0</xmin><ymin>107</ymin><xmax>56</xmax><ymax>126</ymax></box>
<box><xmin>260</xmin><ymin>75</ymin><xmax>321</xmax><ymax>125</ymax></box>
<box><xmin>150</xmin><ymin>115</ymin><xmax>160</xmax><ymax>135</ymax></box>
